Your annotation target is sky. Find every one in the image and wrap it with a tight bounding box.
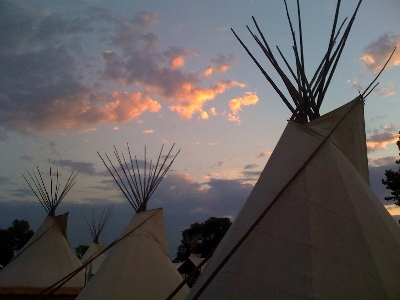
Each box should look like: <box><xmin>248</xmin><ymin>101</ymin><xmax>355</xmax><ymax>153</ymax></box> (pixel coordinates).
<box><xmin>0</xmin><ymin>0</ymin><xmax>399</xmax><ymax>259</ymax></box>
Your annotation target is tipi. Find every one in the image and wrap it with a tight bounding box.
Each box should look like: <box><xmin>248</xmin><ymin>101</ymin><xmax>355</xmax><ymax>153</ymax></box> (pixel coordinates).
<box><xmin>81</xmin><ymin>205</ymin><xmax>113</xmax><ymax>284</ymax></box>
<box><xmin>0</xmin><ymin>165</ymin><xmax>84</xmax><ymax>296</ymax></box>
<box><xmin>187</xmin><ymin>1</ymin><xmax>400</xmax><ymax>299</ymax></box>
<box><xmin>77</xmin><ymin>144</ymin><xmax>190</xmax><ymax>300</ymax></box>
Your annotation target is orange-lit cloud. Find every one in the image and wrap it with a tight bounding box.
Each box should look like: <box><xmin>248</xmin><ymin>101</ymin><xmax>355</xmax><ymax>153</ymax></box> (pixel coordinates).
<box><xmin>229</xmin><ymin>92</ymin><xmax>259</xmax><ymax>115</ymax></box>
<box><xmin>360</xmin><ymin>34</ymin><xmax>400</xmax><ymax>73</ymax></box>
<box><xmin>208</xmin><ymin>142</ymin><xmax>218</xmax><ymax>146</ymax></box>
<box><xmin>164</xmin><ymin>47</ymin><xmax>193</xmax><ymax>70</ymax></box>
<box><xmin>143</xmin><ymin>129</ymin><xmax>154</xmax><ymax>134</ymax></box>
<box><xmin>168</xmin><ymin>80</ymin><xmax>244</xmax><ymax>119</ymax></box>
<box><xmin>227</xmin><ymin>92</ymin><xmax>259</xmax><ymax>124</ymax></box>
<box><xmin>200</xmin><ymin>111</ymin><xmax>209</xmax><ymax>119</ymax></box>
<box><xmin>367</xmin><ymin>128</ymin><xmax>399</xmax><ymax>152</ymax></box>
<box><xmin>227</xmin><ymin>113</ymin><xmax>241</xmax><ymax>124</ymax></box>
<box><xmin>0</xmin><ymin>7</ymin><xmax>249</xmax><ymax>133</ymax></box>
<box><xmin>210</xmin><ymin>107</ymin><xmax>217</xmax><ymax>116</ymax></box>
<box><xmin>203</xmin><ymin>67</ymin><xmax>213</xmax><ymax>77</ymax></box>
<box><xmin>100</xmin><ymin>91</ymin><xmax>161</xmax><ymax>123</ymax></box>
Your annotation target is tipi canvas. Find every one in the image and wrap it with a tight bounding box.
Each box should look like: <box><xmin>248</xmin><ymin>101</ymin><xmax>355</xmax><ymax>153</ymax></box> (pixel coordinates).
<box><xmin>188</xmin><ymin>98</ymin><xmax>400</xmax><ymax>299</ymax></box>
<box><xmin>81</xmin><ymin>206</ymin><xmax>113</xmax><ymax>284</ymax></box>
<box><xmin>0</xmin><ymin>213</ymin><xmax>84</xmax><ymax>295</ymax></box>
<box><xmin>187</xmin><ymin>0</ymin><xmax>400</xmax><ymax>298</ymax></box>
<box><xmin>77</xmin><ymin>144</ymin><xmax>189</xmax><ymax>299</ymax></box>
<box><xmin>77</xmin><ymin>208</ymin><xmax>189</xmax><ymax>299</ymax></box>
<box><xmin>0</xmin><ymin>166</ymin><xmax>84</xmax><ymax>296</ymax></box>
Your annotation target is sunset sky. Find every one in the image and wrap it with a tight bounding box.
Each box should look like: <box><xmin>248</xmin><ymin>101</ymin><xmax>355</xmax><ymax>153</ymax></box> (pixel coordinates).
<box><xmin>0</xmin><ymin>0</ymin><xmax>399</xmax><ymax>257</ymax></box>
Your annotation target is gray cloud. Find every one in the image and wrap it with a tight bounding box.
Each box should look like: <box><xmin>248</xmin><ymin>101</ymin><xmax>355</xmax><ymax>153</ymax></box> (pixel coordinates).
<box><xmin>0</xmin><ymin>2</ymin><xmax>243</xmax><ymax>133</ymax></box>
<box><xmin>361</xmin><ymin>33</ymin><xmax>400</xmax><ymax>73</ymax></box>
<box><xmin>244</xmin><ymin>164</ymin><xmax>258</xmax><ymax>170</ymax></box>
<box><xmin>55</xmin><ymin>159</ymin><xmax>98</xmax><ymax>176</ymax></box>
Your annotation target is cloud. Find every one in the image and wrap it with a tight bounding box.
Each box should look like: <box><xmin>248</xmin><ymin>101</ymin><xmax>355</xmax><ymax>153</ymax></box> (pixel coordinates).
<box><xmin>211</xmin><ymin>161</ymin><xmax>224</xmax><ymax>168</ymax></box>
<box><xmin>204</xmin><ymin>53</ymin><xmax>237</xmax><ymax>77</ymax></box>
<box><xmin>164</xmin><ymin>47</ymin><xmax>193</xmax><ymax>70</ymax></box>
<box><xmin>0</xmin><ymin>3</ymin><xmax>246</xmax><ymax>134</ymax></box>
<box><xmin>20</xmin><ymin>155</ymin><xmax>33</xmax><ymax>161</ymax></box>
<box><xmin>366</xmin><ymin>127</ymin><xmax>399</xmax><ymax>152</ymax></box>
<box><xmin>0</xmin><ymin>176</ymin><xmax>12</xmax><ymax>186</ymax></box>
<box><xmin>244</xmin><ymin>164</ymin><xmax>258</xmax><ymax>170</ymax></box>
<box><xmin>370</xmin><ymin>156</ymin><xmax>399</xmax><ymax>167</ymax></box>
<box><xmin>167</xmin><ymin>80</ymin><xmax>244</xmax><ymax>119</ymax></box>
<box><xmin>228</xmin><ymin>92</ymin><xmax>259</xmax><ymax>124</ymax></box>
<box><xmin>256</xmin><ymin>151</ymin><xmax>272</xmax><ymax>158</ymax></box>
<box><xmin>143</xmin><ymin>129</ymin><xmax>154</xmax><ymax>134</ymax></box>
<box><xmin>200</xmin><ymin>111</ymin><xmax>209</xmax><ymax>120</ymax></box>
<box><xmin>360</xmin><ymin>34</ymin><xmax>400</xmax><ymax>73</ymax></box>
<box><xmin>53</xmin><ymin>159</ymin><xmax>98</xmax><ymax>176</ymax></box>
<box><xmin>210</xmin><ymin>107</ymin><xmax>217</xmax><ymax>116</ymax></box>
<box><xmin>78</xmin><ymin>128</ymin><xmax>97</xmax><ymax>134</ymax></box>
<box><xmin>241</xmin><ymin>170</ymin><xmax>262</xmax><ymax>180</ymax></box>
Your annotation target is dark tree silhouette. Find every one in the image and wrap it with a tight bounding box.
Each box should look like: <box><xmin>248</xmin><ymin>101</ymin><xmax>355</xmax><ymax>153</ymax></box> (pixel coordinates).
<box><xmin>0</xmin><ymin>219</ymin><xmax>34</xmax><ymax>266</ymax></box>
<box><xmin>75</xmin><ymin>244</ymin><xmax>89</xmax><ymax>259</ymax></box>
<box><xmin>382</xmin><ymin>132</ymin><xmax>400</xmax><ymax>206</ymax></box>
<box><xmin>175</xmin><ymin>217</ymin><xmax>232</xmax><ymax>262</ymax></box>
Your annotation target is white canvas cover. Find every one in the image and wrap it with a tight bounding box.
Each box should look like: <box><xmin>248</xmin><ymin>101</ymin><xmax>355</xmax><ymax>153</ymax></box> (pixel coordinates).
<box><xmin>77</xmin><ymin>208</ymin><xmax>190</xmax><ymax>300</ymax></box>
<box><xmin>81</xmin><ymin>242</ymin><xmax>106</xmax><ymax>283</ymax></box>
<box><xmin>0</xmin><ymin>213</ymin><xmax>84</xmax><ymax>295</ymax></box>
<box><xmin>188</xmin><ymin>98</ymin><xmax>400</xmax><ymax>299</ymax></box>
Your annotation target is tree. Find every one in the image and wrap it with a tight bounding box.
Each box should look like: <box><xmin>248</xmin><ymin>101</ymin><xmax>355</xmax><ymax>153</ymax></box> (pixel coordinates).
<box><xmin>75</xmin><ymin>244</ymin><xmax>89</xmax><ymax>259</ymax></box>
<box><xmin>0</xmin><ymin>219</ymin><xmax>34</xmax><ymax>266</ymax></box>
<box><xmin>382</xmin><ymin>131</ymin><xmax>400</xmax><ymax>205</ymax></box>
<box><xmin>175</xmin><ymin>217</ymin><xmax>232</xmax><ymax>262</ymax></box>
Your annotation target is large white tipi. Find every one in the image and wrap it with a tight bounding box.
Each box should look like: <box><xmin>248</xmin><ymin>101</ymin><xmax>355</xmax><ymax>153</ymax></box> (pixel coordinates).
<box><xmin>77</xmin><ymin>144</ymin><xmax>190</xmax><ymax>300</ymax></box>
<box><xmin>0</xmin><ymin>165</ymin><xmax>84</xmax><ymax>296</ymax></box>
<box><xmin>187</xmin><ymin>1</ymin><xmax>400</xmax><ymax>299</ymax></box>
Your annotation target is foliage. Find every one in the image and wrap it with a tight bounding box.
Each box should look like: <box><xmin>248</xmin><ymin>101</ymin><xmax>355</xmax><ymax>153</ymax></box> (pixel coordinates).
<box><xmin>75</xmin><ymin>244</ymin><xmax>89</xmax><ymax>259</ymax></box>
<box><xmin>174</xmin><ymin>217</ymin><xmax>232</xmax><ymax>262</ymax></box>
<box><xmin>0</xmin><ymin>219</ymin><xmax>34</xmax><ymax>266</ymax></box>
<box><xmin>382</xmin><ymin>132</ymin><xmax>400</xmax><ymax>205</ymax></box>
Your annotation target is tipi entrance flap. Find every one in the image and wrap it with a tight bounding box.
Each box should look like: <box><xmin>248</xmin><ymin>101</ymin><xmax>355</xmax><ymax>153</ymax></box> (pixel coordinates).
<box><xmin>305</xmin><ymin>97</ymin><xmax>369</xmax><ymax>184</ymax></box>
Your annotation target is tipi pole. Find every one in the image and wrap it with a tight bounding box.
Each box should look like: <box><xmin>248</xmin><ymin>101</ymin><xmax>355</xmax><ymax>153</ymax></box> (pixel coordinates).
<box><xmin>190</xmin><ymin>97</ymin><xmax>364</xmax><ymax>299</ymax></box>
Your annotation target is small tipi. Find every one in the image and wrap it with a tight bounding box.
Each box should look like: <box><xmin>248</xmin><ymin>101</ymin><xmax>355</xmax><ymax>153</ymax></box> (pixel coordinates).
<box><xmin>188</xmin><ymin>1</ymin><xmax>400</xmax><ymax>299</ymax></box>
<box><xmin>0</xmin><ymin>165</ymin><xmax>84</xmax><ymax>296</ymax></box>
<box><xmin>77</xmin><ymin>144</ymin><xmax>190</xmax><ymax>300</ymax></box>
<box><xmin>81</xmin><ymin>205</ymin><xmax>113</xmax><ymax>284</ymax></box>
